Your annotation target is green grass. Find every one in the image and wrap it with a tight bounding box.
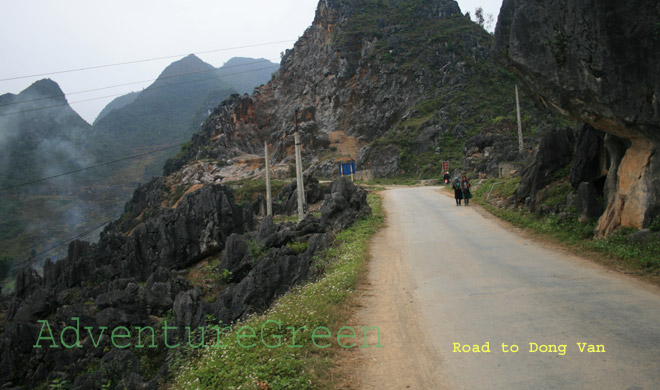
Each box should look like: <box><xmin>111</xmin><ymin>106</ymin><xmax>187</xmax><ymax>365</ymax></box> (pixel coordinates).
<box><xmin>473</xmin><ymin>177</ymin><xmax>520</xmax><ymax>200</ymax></box>
<box><xmin>273</xmin><ymin>214</ymin><xmax>299</xmax><ymax>223</ymax></box>
<box><xmin>286</xmin><ymin>241</ymin><xmax>310</xmax><ymax>255</ymax></box>
<box><xmin>358</xmin><ymin>177</ymin><xmax>420</xmax><ymax>186</ymax></box>
<box><xmin>226</xmin><ymin>178</ymin><xmax>289</xmax><ymax>204</ymax></box>
<box><xmin>171</xmin><ymin>193</ymin><xmax>384</xmax><ymax>389</ymax></box>
<box><xmin>473</xmin><ymin>178</ymin><xmax>660</xmax><ymax>272</ymax></box>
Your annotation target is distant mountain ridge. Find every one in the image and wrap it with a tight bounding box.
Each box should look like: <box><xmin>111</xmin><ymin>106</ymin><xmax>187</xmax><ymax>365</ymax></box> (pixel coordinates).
<box><xmin>0</xmin><ymin>56</ymin><xmax>278</xmax><ymax>266</ymax></box>
<box><xmin>92</xmin><ymin>54</ymin><xmax>236</xmax><ymax>154</ymax></box>
<box><xmin>94</xmin><ymin>91</ymin><xmax>139</xmax><ymax>123</ymax></box>
<box><xmin>218</xmin><ymin>57</ymin><xmax>279</xmax><ymax>94</ymax></box>
<box><xmin>0</xmin><ymin>79</ymin><xmax>93</xmax><ymax>188</ymax></box>
<box><xmin>0</xmin><ymin>79</ymin><xmax>97</xmax><ymax>270</ymax></box>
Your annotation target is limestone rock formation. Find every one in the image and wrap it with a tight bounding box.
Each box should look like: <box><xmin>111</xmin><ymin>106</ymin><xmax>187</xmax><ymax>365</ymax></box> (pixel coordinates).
<box><xmin>0</xmin><ymin>177</ymin><xmax>369</xmax><ymax>387</ymax></box>
<box><xmin>163</xmin><ymin>0</ymin><xmax>539</xmax><ymax>180</ymax></box>
<box><xmin>513</xmin><ymin>127</ymin><xmax>574</xmax><ymax>210</ymax></box>
<box><xmin>494</xmin><ymin>0</ymin><xmax>660</xmax><ymax>234</ymax></box>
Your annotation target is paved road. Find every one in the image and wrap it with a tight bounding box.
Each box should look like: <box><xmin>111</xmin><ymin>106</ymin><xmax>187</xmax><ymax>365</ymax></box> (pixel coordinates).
<box><xmin>357</xmin><ymin>187</ymin><xmax>660</xmax><ymax>390</ymax></box>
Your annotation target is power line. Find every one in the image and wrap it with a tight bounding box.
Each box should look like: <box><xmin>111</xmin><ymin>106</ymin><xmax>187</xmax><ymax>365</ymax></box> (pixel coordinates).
<box><xmin>16</xmin><ymin>211</ymin><xmax>124</xmax><ymax>272</ymax></box>
<box><xmin>0</xmin><ymin>142</ymin><xmax>187</xmax><ymax>192</ymax></box>
<box><xmin>0</xmin><ymin>40</ymin><xmax>294</xmax><ymax>82</ymax></box>
<box><xmin>0</xmin><ymin>64</ymin><xmax>280</xmax><ymax>118</ymax></box>
<box><xmin>0</xmin><ymin>58</ymin><xmax>280</xmax><ymax>108</ymax></box>
<box><xmin>0</xmin><ymin>43</ymin><xmax>376</xmax><ymax>117</ymax></box>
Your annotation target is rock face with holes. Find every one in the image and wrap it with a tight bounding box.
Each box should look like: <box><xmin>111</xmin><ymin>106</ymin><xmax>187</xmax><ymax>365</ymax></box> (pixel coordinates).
<box><xmin>493</xmin><ymin>0</ymin><xmax>660</xmax><ymax>234</ymax></box>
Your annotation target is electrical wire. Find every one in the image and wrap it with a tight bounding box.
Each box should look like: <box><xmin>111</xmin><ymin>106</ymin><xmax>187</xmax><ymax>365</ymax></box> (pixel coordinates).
<box><xmin>0</xmin><ymin>40</ymin><xmax>294</xmax><ymax>82</ymax></box>
<box><xmin>0</xmin><ymin>142</ymin><xmax>187</xmax><ymax>192</ymax></box>
<box><xmin>15</xmin><ymin>211</ymin><xmax>124</xmax><ymax>272</ymax></box>
<box><xmin>0</xmin><ymin>42</ymin><xmax>380</xmax><ymax>118</ymax></box>
<box><xmin>2</xmin><ymin>42</ymin><xmax>379</xmax><ymax>271</ymax></box>
<box><xmin>0</xmin><ymin>64</ymin><xmax>280</xmax><ymax>118</ymax></box>
<box><xmin>0</xmin><ymin>58</ymin><xmax>280</xmax><ymax>108</ymax></box>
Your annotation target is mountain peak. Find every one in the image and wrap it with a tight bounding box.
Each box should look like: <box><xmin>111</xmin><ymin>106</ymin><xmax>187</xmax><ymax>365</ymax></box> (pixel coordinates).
<box><xmin>222</xmin><ymin>57</ymin><xmax>270</xmax><ymax>66</ymax></box>
<box><xmin>21</xmin><ymin>78</ymin><xmax>66</xmax><ymax>102</ymax></box>
<box><xmin>157</xmin><ymin>54</ymin><xmax>214</xmax><ymax>80</ymax></box>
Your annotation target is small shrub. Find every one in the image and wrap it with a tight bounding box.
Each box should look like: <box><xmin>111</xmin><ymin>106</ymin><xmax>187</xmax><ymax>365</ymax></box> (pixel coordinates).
<box><xmin>649</xmin><ymin>215</ymin><xmax>660</xmax><ymax>232</ymax></box>
<box><xmin>219</xmin><ymin>268</ymin><xmax>233</xmax><ymax>283</ymax></box>
<box><xmin>49</xmin><ymin>378</ymin><xmax>70</xmax><ymax>390</ymax></box>
<box><xmin>287</xmin><ymin>241</ymin><xmax>310</xmax><ymax>254</ymax></box>
<box><xmin>247</xmin><ymin>239</ymin><xmax>267</xmax><ymax>262</ymax></box>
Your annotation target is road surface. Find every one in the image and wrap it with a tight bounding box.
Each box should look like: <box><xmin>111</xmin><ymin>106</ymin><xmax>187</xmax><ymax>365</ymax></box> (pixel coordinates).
<box><xmin>355</xmin><ymin>187</ymin><xmax>660</xmax><ymax>390</ymax></box>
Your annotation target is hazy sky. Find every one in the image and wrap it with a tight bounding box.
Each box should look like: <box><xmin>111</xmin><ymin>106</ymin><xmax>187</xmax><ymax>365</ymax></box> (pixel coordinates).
<box><xmin>0</xmin><ymin>0</ymin><xmax>503</xmax><ymax>124</ymax></box>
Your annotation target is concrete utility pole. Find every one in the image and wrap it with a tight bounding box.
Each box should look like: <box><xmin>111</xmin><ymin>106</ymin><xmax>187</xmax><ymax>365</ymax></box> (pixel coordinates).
<box><xmin>294</xmin><ymin>110</ymin><xmax>306</xmax><ymax>222</ymax></box>
<box><xmin>264</xmin><ymin>141</ymin><xmax>272</xmax><ymax>216</ymax></box>
<box><xmin>515</xmin><ymin>85</ymin><xmax>524</xmax><ymax>153</ymax></box>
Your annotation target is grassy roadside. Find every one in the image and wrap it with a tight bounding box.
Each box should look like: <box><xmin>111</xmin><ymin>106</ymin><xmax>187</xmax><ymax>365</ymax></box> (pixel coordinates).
<box><xmin>170</xmin><ymin>192</ymin><xmax>384</xmax><ymax>389</ymax></box>
<box><xmin>469</xmin><ymin>178</ymin><xmax>660</xmax><ymax>276</ymax></box>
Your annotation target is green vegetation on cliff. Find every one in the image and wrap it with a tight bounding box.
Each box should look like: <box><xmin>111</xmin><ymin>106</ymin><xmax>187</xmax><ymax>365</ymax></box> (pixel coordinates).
<box><xmin>172</xmin><ymin>193</ymin><xmax>384</xmax><ymax>389</ymax></box>
<box><xmin>333</xmin><ymin>0</ymin><xmax>564</xmax><ymax>179</ymax></box>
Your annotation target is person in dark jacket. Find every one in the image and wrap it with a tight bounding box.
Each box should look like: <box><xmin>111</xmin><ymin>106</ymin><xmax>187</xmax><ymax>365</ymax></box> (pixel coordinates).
<box><xmin>452</xmin><ymin>177</ymin><xmax>462</xmax><ymax>206</ymax></box>
<box><xmin>461</xmin><ymin>176</ymin><xmax>472</xmax><ymax>206</ymax></box>
<box><xmin>443</xmin><ymin>171</ymin><xmax>451</xmax><ymax>184</ymax></box>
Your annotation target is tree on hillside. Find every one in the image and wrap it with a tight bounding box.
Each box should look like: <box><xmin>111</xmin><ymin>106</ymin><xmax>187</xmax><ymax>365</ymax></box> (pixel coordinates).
<box><xmin>475</xmin><ymin>7</ymin><xmax>495</xmax><ymax>32</ymax></box>
<box><xmin>475</xmin><ymin>7</ymin><xmax>485</xmax><ymax>27</ymax></box>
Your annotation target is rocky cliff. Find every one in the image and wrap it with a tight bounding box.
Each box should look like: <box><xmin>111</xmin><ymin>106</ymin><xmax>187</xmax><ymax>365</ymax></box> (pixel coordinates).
<box><xmin>493</xmin><ymin>0</ymin><xmax>660</xmax><ymax>234</ymax></box>
<box><xmin>165</xmin><ymin>0</ymin><xmax>559</xmax><ymax>180</ymax></box>
<box><xmin>0</xmin><ymin>177</ymin><xmax>369</xmax><ymax>388</ymax></box>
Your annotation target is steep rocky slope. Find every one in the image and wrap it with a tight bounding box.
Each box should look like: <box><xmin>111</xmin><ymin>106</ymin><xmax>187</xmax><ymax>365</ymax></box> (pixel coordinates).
<box><xmin>92</xmin><ymin>54</ymin><xmax>236</xmax><ymax>175</ymax></box>
<box><xmin>0</xmin><ymin>176</ymin><xmax>369</xmax><ymax>388</ymax></box>
<box><xmin>493</xmin><ymin>0</ymin><xmax>660</xmax><ymax>234</ymax></box>
<box><xmin>165</xmin><ymin>0</ymin><xmax>561</xmax><ymax>180</ymax></box>
<box><xmin>216</xmin><ymin>57</ymin><xmax>279</xmax><ymax>94</ymax></box>
<box><xmin>0</xmin><ymin>56</ymin><xmax>278</xmax><ymax>272</ymax></box>
<box><xmin>94</xmin><ymin>91</ymin><xmax>140</xmax><ymax>123</ymax></box>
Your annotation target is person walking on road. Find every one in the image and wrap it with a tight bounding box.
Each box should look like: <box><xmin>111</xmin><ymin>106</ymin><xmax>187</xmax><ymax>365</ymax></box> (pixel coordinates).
<box><xmin>461</xmin><ymin>176</ymin><xmax>472</xmax><ymax>206</ymax></box>
<box><xmin>453</xmin><ymin>177</ymin><xmax>462</xmax><ymax>206</ymax></box>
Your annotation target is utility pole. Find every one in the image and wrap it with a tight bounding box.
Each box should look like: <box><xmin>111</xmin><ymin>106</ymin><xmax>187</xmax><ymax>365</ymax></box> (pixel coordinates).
<box><xmin>264</xmin><ymin>141</ymin><xmax>272</xmax><ymax>216</ymax></box>
<box><xmin>515</xmin><ymin>85</ymin><xmax>524</xmax><ymax>153</ymax></box>
<box><xmin>294</xmin><ymin>110</ymin><xmax>306</xmax><ymax>222</ymax></box>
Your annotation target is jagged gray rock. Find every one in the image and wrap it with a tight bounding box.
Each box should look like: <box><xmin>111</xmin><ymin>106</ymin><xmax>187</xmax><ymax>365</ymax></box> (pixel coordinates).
<box><xmin>356</xmin><ymin>145</ymin><xmax>401</xmax><ymax>178</ymax></box>
<box><xmin>570</xmin><ymin>124</ymin><xmax>606</xmax><ymax>189</ymax></box>
<box><xmin>575</xmin><ymin>182</ymin><xmax>604</xmax><ymax>222</ymax></box>
<box><xmin>514</xmin><ymin>128</ymin><xmax>574</xmax><ymax>210</ymax></box>
<box><xmin>494</xmin><ymin>0</ymin><xmax>660</xmax><ymax>234</ymax></box>
<box><xmin>321</xmin><ymin>177</ymin><xmax>372</xmax><ymax>230</ymax></box>
<box><xmin>0</xmin><ymin>175</ymin><xmax>371</xmax><ymax>387</ymax></box>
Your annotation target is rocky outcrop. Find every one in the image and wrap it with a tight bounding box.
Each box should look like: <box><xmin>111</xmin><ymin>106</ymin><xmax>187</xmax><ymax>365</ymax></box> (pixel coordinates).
<box><xmin>461</xmin><ymin>118</ymin><xmax>542</xmax><ymax>177</ymax></box>
<box><xmin>356</xmin><ymin>144</ymin><xmax>401</xmax><ymax>178</ymax></box>
<box><xmin>575</xmin><ymin>182</ymin><xmax>604</xmax><ymax>222</ymax></box>
<box><xmin>0</xmin><ymin>177</ymin><xmax>369</xmax><ymax>388</ymax></box>
<box><xmin>514</xmin><ymin>127</ymin><xmax>574</xmax><ymax>210</ymax></box>
<box><xmin>570</xmin><ymin>124</ymin><xmax>606</xmax><ymax>189</ymax></box>
<box><xmin>274</xmin><ymin>175</ymin><xmax>328</xmax><ymax>215</ymax></box>
<box><xmin>163</xmin><ymin>0</ymin><xmax>516</xmax><ymax>180</ymax></box>
<box><xmin>214</xmin><ymin>177</ymin><xmax>369</xmax><ymax>324</ymax></box>
<box><xmin>494</xmin><ymin>0</ymin><xmax>660</xmax><ymax>234</ymax></box>
<box><xmin>0</xmin><ymin>184</ymin><xmax>246</xmax><ymax>387</ymax></box>
<box><xmin>321</xmin><ymin>177</ymin><xmax>372</xmax><ymax>230</ymax></box>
